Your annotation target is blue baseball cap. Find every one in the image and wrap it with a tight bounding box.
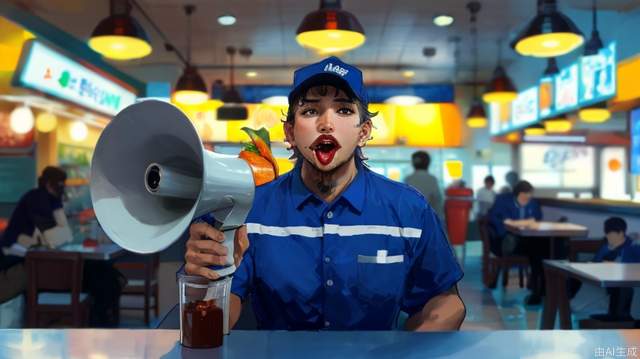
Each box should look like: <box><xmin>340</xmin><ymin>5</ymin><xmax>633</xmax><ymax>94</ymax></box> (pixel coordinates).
<box><xmin>288</xmin><ymin>56</ymin><xmax>367</xmax><ymax>106</ymax></box>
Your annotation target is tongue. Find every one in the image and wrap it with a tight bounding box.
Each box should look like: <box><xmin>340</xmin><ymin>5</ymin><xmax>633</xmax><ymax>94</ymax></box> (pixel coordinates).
<box><xmin>315</xmin><ymin>148</ymin><xmax>337</xmax><ymax>166</ymax></box>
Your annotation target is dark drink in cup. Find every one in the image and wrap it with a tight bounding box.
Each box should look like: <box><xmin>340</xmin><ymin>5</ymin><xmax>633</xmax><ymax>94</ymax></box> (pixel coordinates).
<box><xmin>181</xmin><ymin>299</ymin><xmax>223</xmax><ymax>348</ymax></box>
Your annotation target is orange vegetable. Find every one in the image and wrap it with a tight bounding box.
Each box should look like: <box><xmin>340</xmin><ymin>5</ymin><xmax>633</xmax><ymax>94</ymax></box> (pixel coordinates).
<box><xmin>239</xmin><ymin>150</ymin><xmax>276</xmax><ymax>186</ymax></box>
<box><xmin>241</xmin><ymin>127</ymin><xmax>279</xmax><ymax>177</ymax></box>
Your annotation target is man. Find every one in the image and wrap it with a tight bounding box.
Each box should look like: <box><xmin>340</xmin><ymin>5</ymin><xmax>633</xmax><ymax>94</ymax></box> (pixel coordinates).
<box><xmin>588</xmin><ymin>217</ymin><xmax>640</xmax><ymax>321</ymax></box>
<box><xmin>0</xmin><ymin>166</ymin><xmax>123</xmax><ymax>327</ymax></box>
<box><xmin>404</xmin><ymin>151</ymin><xmax>444</xmax><ymax>219</ymax></box>
<box><xmin>499</xmin><ymin>170</ymin><xmax>519</xmax><ymax>194</ymax></box>
<box><xmin>476</xmin><ymin>175</ymin><xmax>496</xmax><ymax>217</ymax></box>
<box><xmin>185</xmin><ymin>57</ymin><xmax>465</xmax><ymax>331</ymax></box>
<box><xmin>488</xmin><ymin>180</ymin><xmax>546</xmax><ymax>305</ymax></box>
<box><xmin>1</xmin><ymin>166</ymin><xmax>67</xmax><ymax>305</ymax></box>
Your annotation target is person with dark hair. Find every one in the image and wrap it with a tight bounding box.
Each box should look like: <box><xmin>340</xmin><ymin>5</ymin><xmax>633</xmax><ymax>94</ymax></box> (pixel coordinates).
<box><xmin>476</xmin><ymin>175</ymin><xmax>496</xmax><ymax>217</ymax></box>
<box><xmin>499</xmin><ymin>170</ymin><xmax>520</xmax><ymax>194</ymax></box>
<box><xmin>488</xmin><ymin>180</ymin><xmax>547</xmax><ymax>304</ymax></box>
<box><xmin>0</xmin><ymin>166</ymin><xmax>124</xmax><ymax>327</ymax></box>
<box><xmin>1</xmin><ymin>166</ymin><xmax>68</xmax><ymax>305</ymax></box>
<box><xmin>183</xmin><ymin>57</ymin><xmax>465</xmax><ymax>331</ymax></box>
<box><xmin>404</xmin><ymin>151</ymin><xmax>443</xmax><ymax>218</ymax></box>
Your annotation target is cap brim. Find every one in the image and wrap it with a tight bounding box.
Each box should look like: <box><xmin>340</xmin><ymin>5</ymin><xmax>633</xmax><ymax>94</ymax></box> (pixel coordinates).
<box><xmin>288</xmin><ymin>73</ymin><xmax>360</xmax><ymax>106</ymax></box>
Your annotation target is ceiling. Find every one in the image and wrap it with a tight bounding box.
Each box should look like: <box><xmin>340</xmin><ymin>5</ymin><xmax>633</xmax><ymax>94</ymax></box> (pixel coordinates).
<box><xmin>11</xmin><ymin>0</ymin><xmax>640</xmax><ymax>86</ymax></box>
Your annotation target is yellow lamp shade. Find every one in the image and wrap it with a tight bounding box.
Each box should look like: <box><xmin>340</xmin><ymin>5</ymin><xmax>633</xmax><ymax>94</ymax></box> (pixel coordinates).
<box><xmin>89</xmin><ymin>35</ymin><xmax>152</xmax><ymax>60</ymax></box>
<box><xmin>35</xmin><ymin>112</ymin><xmax>58</xmax><ymax>133</ymax></box>
<box><xmin>70</xmin><ymin>121</ymin><xmax>88</xmax><ymax>142</ymax></box>
<box><xmin>506</xmin><ymin>132</ymin><xmax>520</xmax><ymax>142</ymax></box>
<box><xmin>9</xmin><ymin>105</ymin><xmax>34</xmax><ymax>134</ymax></box>
<box><xmin>445</xmin><ymin>160</ymin><xmax>463</xmax><ymax>179</ymax></box>
<box><xmin>544</xmin><ymin>118</ymin><xmax>572</xmax><ymax>133</ymax></box>
<box><xmin>172</xmin><ymin>90</ymin><xmax>209</xmax><ymax>106</ymax></box>
<box><xmin>515</xmin><ymin>33</ymin><xmax>584</xmax><ymax>58</ymax></box>
<box><xmin>482</xmin><ymin>91</ymin><xmax>517</xmax><ymax>103</ymax></box>
<box><xmin>579</xmin><ymin>107</ymin><xmax>611</xmax><ymax>123</ymax></box>
<box><xmin>296</xmin><ymin>30</ymin><xmax>365</xmax><ymax>54</ymax></box>
<box><xmin>467</xmin><ymin>117</ymin><xmax>487</xmax><ymax>128</ymax></box>
<box><xmin>524</xmin><ymin>125</ymin><xmax>546</xmax><ymax>136</ymax></box>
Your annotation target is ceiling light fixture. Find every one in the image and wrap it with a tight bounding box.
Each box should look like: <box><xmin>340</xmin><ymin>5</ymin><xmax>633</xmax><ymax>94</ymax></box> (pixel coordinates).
<box><xmin>296</xmin><ymin>0</ymin><xmax>366</xmax><ymax>54</ymax></box>
<box><xmin>384</xmin><ymin>95</ymin><xmax>425</xmax><ymax>106</ymax></box>
<box><xmin>9</xmin><ymin>104</ymin><xmax>34</xmax><ymax>134</ymax></box>
<box><xmin>524</xmin><ymin>123</ymin><xmax>546</xmax><ymax>136</ymax></box>
<box><xmin>70</xmin><ymin>120</ymin><xmax>89</xmax><ymax>142</ymax></box>
<box><xmin>262</xmin><ymin>96</ymin><xmax>289</xmax><ymax>106</ymax></box>
<box><xmin>433</xmin><ymin>15</ymin><xmax>455</xmax><ymax>27</ymax></box>
<box><xmin>35</xmin><ymin>111</ymin><xmax>58</xmax><ymax>133</ymax></box>
<box><xmin>583</xmin><ymin>0</ymin><xmax>603</xmax><ymax>56</ymax></box>
<box><xmin>466</xmin><ymin>1</ymin><xmax>487</xmax><ymax>129</ymax></box>
<box><xmin>89</xmin><ymin>0</ymin><xmax>152</xmax><ymax>60</ymax></box>
<box><xmin>246</xmin><ymin>71</ymin><xmax>258</xmax><ymax>78</ymax></box>
<box><xmin>511</xmin><ymin>0</ymin><xmax>584</xmax><ymax>58</ymax></box>
<box><xmin>544</xmin><ymin>114</ymin><xmax>572</xmax><ymax>132</ymax></box>
<box><xmin>579</xmin><ymin>101</ymin><xmax>610</xmax><ymax>123</ymax></box>
<box><xmin>217</xmin><ymin>15</ymin><xmax>237</xmax><ymax>26</ymax></box>
<box><xmin>173</xmin><ymin>5</ymin><xmax>208</xmax><ymax>105</ymax></box>
<box><xmin>483</xmin><ymin>38</ymin><xmax>518</xmax><ymax>103</ymax></box>
<box><xmin>402</xmin><ymin>70</ymin><xmax>415</xmax><ymax>79</ymax></box>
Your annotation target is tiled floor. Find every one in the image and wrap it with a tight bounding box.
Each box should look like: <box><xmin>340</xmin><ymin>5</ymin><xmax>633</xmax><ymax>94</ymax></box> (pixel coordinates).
<box><xmin>458</xmin><ymin>241</ymin><xmax>543</xmax><ymax>330</ymax></box>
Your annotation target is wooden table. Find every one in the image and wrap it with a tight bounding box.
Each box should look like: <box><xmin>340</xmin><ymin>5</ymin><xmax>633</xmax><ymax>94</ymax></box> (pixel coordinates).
<box><xmin>505</xmin><ymin>221</ymin><xmax>589</xmax><ymax>258</ymax></box>
<box><xmin>1</xmin><ymin>329</ymin><xmax>639</xmax><ymax>358</ymax></box>
<box><xmin>541</xmin><ymin>260</ymin><xmax>640</xmax><ymax>329</ymax></box>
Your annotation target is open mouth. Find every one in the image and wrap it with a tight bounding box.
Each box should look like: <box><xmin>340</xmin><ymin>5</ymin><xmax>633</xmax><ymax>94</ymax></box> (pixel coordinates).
<box><xmin>311</xmin><ymin>135</ymin><xmax>342</xmax><ymax>166</ymax></box>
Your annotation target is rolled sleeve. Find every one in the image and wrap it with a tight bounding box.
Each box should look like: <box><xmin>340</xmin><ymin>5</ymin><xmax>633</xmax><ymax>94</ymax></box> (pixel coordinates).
<box><xmin>401</xmin><ymin>207</ymin><xmax>464</xmax><ymax>315</ymax></box>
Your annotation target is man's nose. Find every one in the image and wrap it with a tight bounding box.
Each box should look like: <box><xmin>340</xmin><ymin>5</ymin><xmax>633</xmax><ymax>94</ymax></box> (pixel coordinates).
<box><xmin>317</xmin><ymin>110</ymin><xmax>335</xmax><ymax>133</ymax></box>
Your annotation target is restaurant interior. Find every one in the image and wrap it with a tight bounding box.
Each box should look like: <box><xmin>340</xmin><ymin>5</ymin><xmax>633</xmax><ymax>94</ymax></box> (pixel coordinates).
<box><xmin>1</xmin><ymin>0</ymin><xmax>640</xmax><ymax>357</ymax></box>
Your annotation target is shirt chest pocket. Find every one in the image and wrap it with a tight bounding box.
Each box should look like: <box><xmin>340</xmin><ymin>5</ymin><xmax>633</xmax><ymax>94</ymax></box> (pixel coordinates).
<box><xmin>356</xmin><ymin>250</ymin><xmax>407</xmax><ymax>302</ymax></box>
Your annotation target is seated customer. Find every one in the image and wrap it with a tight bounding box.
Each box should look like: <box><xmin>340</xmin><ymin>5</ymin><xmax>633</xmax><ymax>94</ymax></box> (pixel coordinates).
<box><xmin>488</xmin><ymin>180</ymin><xmax>547</xmax><ymax>304</ymax></box>
<box><xmin>590</xmin><ymin>217</ymin><xmax>640</xmax><ymax>322</ymax></box>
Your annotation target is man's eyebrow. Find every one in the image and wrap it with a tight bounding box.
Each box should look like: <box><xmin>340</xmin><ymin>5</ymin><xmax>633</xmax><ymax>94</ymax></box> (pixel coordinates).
<box><xmin>299</xmin><ymin>97</ymin><xmax>320</xmax><ymax>104</ymax></box>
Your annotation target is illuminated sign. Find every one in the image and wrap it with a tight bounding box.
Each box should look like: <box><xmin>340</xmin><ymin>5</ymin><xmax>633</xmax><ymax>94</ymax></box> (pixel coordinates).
<box><xmin>490</xmin><ymin>42</ymin><xmax>616</xmax><ymax>136</ymax></box>
<box><xmin>632</xmin><ymin>108</ymin><xmax>640</xmax><ymax>174</ymax></box>
<box><xmin>511</xmin><ymin>87</ymin><xmax>538</xmax><ymax>127</ymax></box>
<box><xmin>13</xmin><ymin>40</ymin><xmax>137</xmax><ymax>116</ymax></box>
<box><xmin>555</xmin><ymin>64</ymin><xmax>579</xmax><ymax>112</ymax></box>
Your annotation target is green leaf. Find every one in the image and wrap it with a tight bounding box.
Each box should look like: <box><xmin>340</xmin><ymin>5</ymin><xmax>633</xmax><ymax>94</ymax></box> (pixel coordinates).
<box><xmin>241</xmin><ymin>127</ymin><xmax>271</xmax><ymax>149</ymax></box>
<box><xmin>242</xmin><ymin>142</ymin><xmax>260</xmax><ymax>155</ymax></box>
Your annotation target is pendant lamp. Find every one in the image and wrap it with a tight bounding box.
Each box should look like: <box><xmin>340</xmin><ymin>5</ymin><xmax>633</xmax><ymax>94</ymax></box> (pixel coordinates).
<box><xmin>483</xmin><ymin>40</ymin><xmax>517</xmax><ymax>103</ymax></box>
<box><xmin>511</xmin><ymin>0</ymin><xmax>584</xmax><ymax>58</ymax></box>
<box><xmin>583</xmin><ymin>0</ymin><xmax>604</xmax><ymax>56</ymax></box>
<box><xmin>173</xmin><ymin>5</ymin><xmax>208</xmax><ymax>106</ymax></box>
<box><xmin>217</xmin><ymin>47</ymin><xmax>248</xmax><ymax>121</ymax></box>
<box><xmin>543</xmin><ymin>57</ymin><xmax>559</xmax><ymax>76</ymax></box>
<box><xmin>465</xmin><ymin>2</ymin><xmax>487</xmax><ymax>129</ymax></box>
<box><xmin>579</xmin><ymin>101</ymin><xmax>610</xmax><ymax>123</ymax></box>
<box><xmin>296</xmin><ymin>0</ymin><xmax>365</xmax><ymax>54</ymax></box>
<box><xmin>544</xmin><ymin>114</ymin><xmax>572</xmax><ymax>132</ymax></box>
<box><xmin>524</xmin><ymin>123</ymin><xmax>546</xmax><ymax>136</ymax></box>
<box><xmin>89</xmin><ymin>0</ymin><xmax>152</xmax><ymax>60</ymax></box>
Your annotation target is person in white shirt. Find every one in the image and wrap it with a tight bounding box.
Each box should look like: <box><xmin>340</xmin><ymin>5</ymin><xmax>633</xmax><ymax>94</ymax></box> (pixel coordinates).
<box><xmin>476</xmin><ymin>175</ymin><xmax>496</xmax><ymax>217</ymax></box>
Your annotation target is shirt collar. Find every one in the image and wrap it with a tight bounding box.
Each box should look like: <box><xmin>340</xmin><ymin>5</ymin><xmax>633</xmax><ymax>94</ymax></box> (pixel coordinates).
<box><xmin>290</xmin><ymin>160</ymin><xmax>367</xmax><ymax>213</ymax></box>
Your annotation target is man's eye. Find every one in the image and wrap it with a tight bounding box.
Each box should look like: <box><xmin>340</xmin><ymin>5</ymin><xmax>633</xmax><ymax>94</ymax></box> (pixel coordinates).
<box><xmin>337</xmin><ymin>107</ymin><xmax>355</xmax><ymax>115</ymax></box>
<box><xmin>301</xmin><ymin>108</ymin><xmax>318</xmax><ymax>116</ymax></box>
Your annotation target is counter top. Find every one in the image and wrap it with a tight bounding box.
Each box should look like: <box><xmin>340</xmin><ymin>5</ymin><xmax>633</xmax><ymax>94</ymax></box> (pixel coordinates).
<box><xmin>538</xmin><ymin>197</ymin><xmax>640</xmax><ymax>217</ymax></box>
<box><xmin>1</xmin><ymin>329</ymin><xmax>639</xmax><ymax>358</ymax></box>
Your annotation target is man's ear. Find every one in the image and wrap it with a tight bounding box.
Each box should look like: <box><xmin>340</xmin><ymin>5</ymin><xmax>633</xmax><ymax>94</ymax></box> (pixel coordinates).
<box><xmin>284</xmin><ymin>121</ymin><xmax>295</xmax><ymax>147</ymax></box>
<box><xmin>358</xmin><ymin>120</ymin><xmax>372</xmax><ymax>147</ymax></box>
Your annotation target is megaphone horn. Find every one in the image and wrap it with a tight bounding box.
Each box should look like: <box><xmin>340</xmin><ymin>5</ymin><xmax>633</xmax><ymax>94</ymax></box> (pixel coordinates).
<box><xmin>90</xmin><ymin>99</ymin><xmax>254</xmax><ymax>276</ymax></box>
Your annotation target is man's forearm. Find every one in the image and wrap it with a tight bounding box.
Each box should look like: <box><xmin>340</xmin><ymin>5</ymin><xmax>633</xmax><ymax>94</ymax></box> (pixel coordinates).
<box><xmin>405</xmin><ymin>287</ymin><xmax>466</xmax><ymax>331</ymax></box>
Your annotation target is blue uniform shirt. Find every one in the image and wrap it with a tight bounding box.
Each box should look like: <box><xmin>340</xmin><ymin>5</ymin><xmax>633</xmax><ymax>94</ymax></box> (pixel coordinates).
<box><xmin>593</xmin><ymin>237</ymin><xmax>640</xmax><ymax>263</ymax></box>
<box><xmin>488</xmin><ymin>193</ymin><xmax>542</xmax><ymax>238</ymax></box>
<box><xmin>231</xmin><ymin>160</ymin><xmax>463</xmax><ymax>330</ymax></box>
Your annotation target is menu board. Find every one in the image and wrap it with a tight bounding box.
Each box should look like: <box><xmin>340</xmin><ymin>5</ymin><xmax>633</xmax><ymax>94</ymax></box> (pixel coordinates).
<box><xmin>555</xmin><ymin>64</ymin><xmax>579</xmax><ymax>112</ymax></box>
<box><xmin>580</xmin><ymin>42</ymin><xmax>616</xmax><ymax>105</ymax></box>
<box><xmin>539</xmin><ymin>77</ymin><xmax>554</xmax><ymax>117</ymax></box>
<box><xmin>520</xmin><ymin>144</ymin><xmax>594</xmax><ymax>188</ymax></box>
<box><xmin>511</xmin><ymin>87</ymin><xmax>538</xmax><ymax>127</ymax></box>
<box><xmin>632</xmin><ymin>108</ymin><xmax>640</xmax><ymax>175</ymax></box>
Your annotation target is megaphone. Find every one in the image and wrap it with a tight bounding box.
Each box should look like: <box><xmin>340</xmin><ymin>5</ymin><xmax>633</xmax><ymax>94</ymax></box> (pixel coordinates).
<box><xmin>90</xmin><ymin>99</ymin><xmax>254</xmax><ymax>277</ymax></box>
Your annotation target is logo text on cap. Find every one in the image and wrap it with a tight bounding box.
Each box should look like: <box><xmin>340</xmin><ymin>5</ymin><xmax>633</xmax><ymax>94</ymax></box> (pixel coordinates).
<box><xmin>324</xmin><ymin>63</ymin><xmax>349</xmax><ymax>77</ymax></box>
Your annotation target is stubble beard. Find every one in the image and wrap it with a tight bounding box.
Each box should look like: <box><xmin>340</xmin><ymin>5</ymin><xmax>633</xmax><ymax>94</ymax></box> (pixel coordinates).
<box><xmin>301</xmin><ymin>150</ymin><xmax>356</xmax><ymax>195</ymax></box>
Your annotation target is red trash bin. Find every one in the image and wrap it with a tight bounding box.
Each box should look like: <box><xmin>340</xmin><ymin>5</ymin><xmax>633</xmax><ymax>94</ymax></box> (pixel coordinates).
<box><xmin>444</xmin><ymin>187</ymin><xmax>474</xmax><ymax>261</ymax></box>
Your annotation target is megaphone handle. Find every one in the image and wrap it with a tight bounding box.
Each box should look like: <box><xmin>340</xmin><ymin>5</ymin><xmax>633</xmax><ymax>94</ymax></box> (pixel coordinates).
<box><xmin>204</xmin><ymin>227</ymin><xmax>238</xmax><ymax>277</ymax></box>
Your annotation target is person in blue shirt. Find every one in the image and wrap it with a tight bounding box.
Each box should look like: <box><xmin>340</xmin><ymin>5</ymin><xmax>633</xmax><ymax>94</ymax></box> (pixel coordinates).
<box><xmin>590</xmin><ymin>217</ymin><xmax>640</xmax><ymax>321</ymax></box>
<box><xmin>488</xmin><ymin>180</ymin><xmax>548</xmax><ymax>305</ymax></box>
<box><xmin>184</xmin><ymin>57</ymin><xmax>465</xmax><ymax>331</ymax></box>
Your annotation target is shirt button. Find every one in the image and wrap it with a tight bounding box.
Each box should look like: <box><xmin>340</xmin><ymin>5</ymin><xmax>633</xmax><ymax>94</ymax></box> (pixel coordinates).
<box><xmin>326</xmin><ymin>279</ymin><xmax>334</xmax><ymax>287</ymax></box>
<box><xmin>324</xmin><ymin>321</ymin><xmax>330</xmax><ymax>327</ymax></box>
<box><xmin>324</xmin><ymin>256</ymin><xmax>331</xmax><ymax>263</ymax></box>
<box><xmin>326</xmin><ymin>211</ymin><xmax>333</xmax><ymax>219</ymax></box>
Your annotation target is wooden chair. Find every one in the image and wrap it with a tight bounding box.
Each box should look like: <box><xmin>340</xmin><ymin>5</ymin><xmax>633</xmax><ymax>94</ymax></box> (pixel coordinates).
<box><xmin>25</xmin><ymin>251</ymin><xmax>89</xmax><ymax>327</ymax></box>
<box><xmin>478</xmin><ymin>217</ymin><xmax>530</xmax><ymax>289</ymax></box>
<box><xmin>115</xmin><ymin>253</ymin><xmax>159</xmax><ymax>326</ymax></box>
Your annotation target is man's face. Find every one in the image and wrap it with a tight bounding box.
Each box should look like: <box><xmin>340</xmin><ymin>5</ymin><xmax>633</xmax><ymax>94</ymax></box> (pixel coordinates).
<box><xmin>485</xmin><ymin>181</ymin><xmax>494</xmax><ymax>190</ymax></box>
<box><xmin>606</xmin><ymin>231</ymin><xmax>625</xmax><ymax>248</ymax></box>
<box><xmin>284</xmin><ymin>86</ymin><xmax>371</xmax><ymax>172</ymax></box>
<box><xmin>516</xmin><ymin>191</ymin><xmax>532</xmax><ymax>207</ymax></box>
<box><xmin>47</xmin><ymin>180</ymin><xmax>65</xmax><ymax>199</ymax></box>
